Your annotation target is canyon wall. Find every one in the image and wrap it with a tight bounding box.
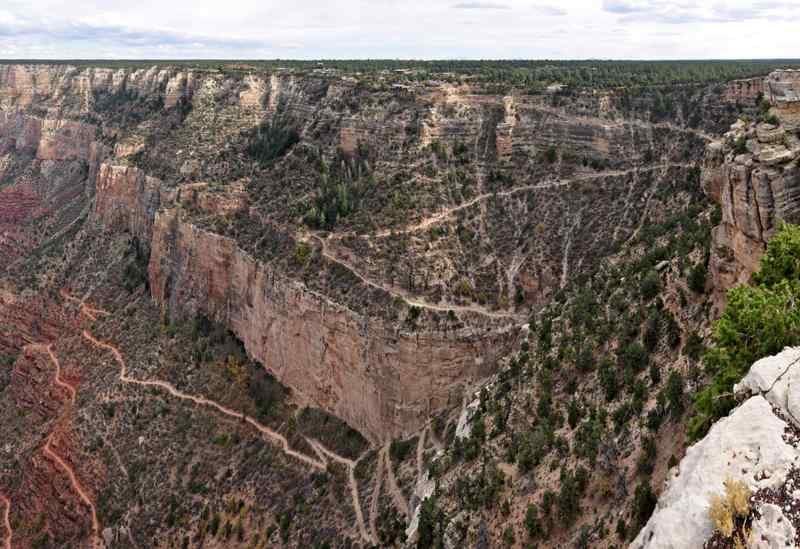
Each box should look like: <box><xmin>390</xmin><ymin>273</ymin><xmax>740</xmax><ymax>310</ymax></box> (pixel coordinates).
<box><xmin>0</xmin><ymin>62</ymin><xmax>744</xmax><ymax>444</ymax></box>
<box><xmin>722</xmin><ymin>77</ymin><xmax>765</xmax><ymax>104</ymax></box>
<box><xmin>703</xmin><ymin>71</ymin><xmax>800</xmax><ymax>300</ymax></box>
<box><xmin>147</xmin><ymin>208</ymin><xmax>509</xmax><ymax>442</ymax></box>
<box><xmin>93</xmin><ymin>163</ymin><xmax>171</xmax><ymax>248</ymax></box>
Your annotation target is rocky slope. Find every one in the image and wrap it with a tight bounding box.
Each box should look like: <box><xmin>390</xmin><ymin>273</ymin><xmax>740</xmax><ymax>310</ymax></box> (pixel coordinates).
<box><xmin>633</xmin><ymin>69</ymin><xmax>800</xmax><ymax>549</ymax></box>
<box><xmin>703</xmin><ymin>70</ymin><xmax>800</xmax><ymax>305</ymax></box>
<box><xmin>0</xmin><ymin>61</ymin><xmax>774</xmax><ymax>547</ymax></box>
<box><xmin>633</xmin><ymin>347</ymin><xmax>800</xmax><ymax>548</ymax></box>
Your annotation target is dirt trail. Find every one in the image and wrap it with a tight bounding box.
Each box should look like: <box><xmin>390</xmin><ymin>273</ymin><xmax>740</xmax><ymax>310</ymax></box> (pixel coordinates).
<box><xmin>0</xmin><ymin>494</ymin><xmax>10</xmax><ymax>549</ymax></box>
<box><xmin>60</xmin><ymin>289</ymin><xmax>110</xmax><ymax>322</ymax></box>
<box><xmin>27</xmin><ymin>343</ymin><xmax>77</xmax><ymax>405</ymax></box>
<box><xmin>368</xmin><ymin>451</ymin><xmax>383</xmax><ymax>543</ymax></box>
<box><xmin>345</xmin><ymin>162</ymin><xmax>693</xmax><ymax>241</ymax></box>
<box><xmin>57</xmin><ymin>296</ymin><xmax>378</xmax><ymax>544</ymax></box>
<box><xmin>308</xmin><ymin>162</ymin><xmax>691</xmax><ymax>323</ymax></box>
<box><xmin>310</xmin><ymin>235</ymin><xmax>523</xmax><ymax>321</ymax></box>
<box><xmin>30</xmin><ymin>342</ymin><xmax>99</xmax><ymax>548</ymax></box>
<box><xmin>306</xmin><ymin>440</ymin><xmax>373</xmax><ymax>544</ymax></box>
<box><xmin>82</xmin><ymin>330</ymin><xmax>327</xmax><ymax>471</ymax></box>
<box><xmin>82</xmin><ymin>318</ymin><xmax>383</xmax><ymax>543</ymax></box>
<box><xmin>382</xmin><ymin>445</ymin><xmax>410</xmax><ymax>517</ymax></box>
<box><xmin>43</xmin><ymin>433</ymin><xmax>101</xmax><ymax>549</ymax></box>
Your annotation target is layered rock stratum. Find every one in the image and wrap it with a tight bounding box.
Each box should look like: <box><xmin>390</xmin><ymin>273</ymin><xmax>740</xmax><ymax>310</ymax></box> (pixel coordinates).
<box><xmin>0</xmin><ymin>61</ymin><xmax>785</xmax><ymax>547</ymax></box>
<box><xmin>703</xmin><ymin>71</ymin><xmax>800</xmax><ymax>302</ymax></box>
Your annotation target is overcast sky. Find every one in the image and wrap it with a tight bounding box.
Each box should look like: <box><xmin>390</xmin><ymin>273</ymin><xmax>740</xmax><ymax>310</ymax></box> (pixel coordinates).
<box><xmin>1</xmin><ymin>0</ymin><xmax>798</xmax><ymax>60</ymax></box>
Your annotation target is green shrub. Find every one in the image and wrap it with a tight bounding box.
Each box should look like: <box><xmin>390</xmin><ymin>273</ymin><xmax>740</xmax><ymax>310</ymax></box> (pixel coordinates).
<box><xmin>640</xmin><ymin>271</ymin><xmax>661</xmax><ymax>300</ymax></box>
<box><xmin>294</xmin><ymin>242</ymin><xmax>312</xmax><ymax>265</ymax></box>
<box><xmin>390</xmin><ymin>439</ymin><xmax>414</xmax><ymax>462</ymax></box>
<box><xmin>684</xmin><ymin>332</ymin><xmax>704</xmax><ymax>361</ymax></box>
<box><xmin>732</xmin><ymin>135</ymin><xmax>748</xmax><ymax>155</ymax></box>
<box><xmin>688</xmin><ymin>262</ymin><xmax>707</xmax><ymax>293</ymax></box>
<box><xmin>246</xmin><ymin>118</ymin><xmax>300</xmax><ymax>165</ymax></box>
<box><xmin>632</xmin><ymin>482</ymin><xmax>657</xmax><ymax>532</ymax></box>
<box><xmin>598</xmin><ymin>358</ymin><xmax>618</xmax><ymax>401</ymax></box>
<box><xmin>525</xmin><ymin>504</ymin><xmax>543</xmax><ymax>539</ymax></box>
<box><xmin>418</xmin><ymin>497</ymin><xmax>445</xmax><ymax>549</ymax></box>
<box><xmin>752</xmin><ymin>222</ymin><xmax>800</xmax><ymax>287</ymax></box>
<box><xmin>689</xmin><ymin>224</ymin><xmax>800</xmax><ymax>440</ymax></box>
<box><xmin>545</xmin><ymin>145</ymin><xmax>558</xmax><ymax>163</ymax></box>
<box><xmin>665</xmin><ymin>370</ymin><xmax>685</xmax><ymax>416</ymax></box>
<box><xmin>618</xmin><ymin>342</ymin><xmax>648</xmax><ymax>372</ymax></box>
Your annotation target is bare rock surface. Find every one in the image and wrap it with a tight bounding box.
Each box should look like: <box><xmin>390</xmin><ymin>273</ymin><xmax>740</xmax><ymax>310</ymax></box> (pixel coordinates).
<box><xmin>632</xmin><ymin>395</ymin><xmax>800</xmax><ymax>548</ymax></box>
<box><xmin>750</xmin><ymin>503</ymin><xmax>797</xmax><ymax>549</ymax></box>
<box><xmin>633</xmin><ymin>348</ymin><xmax>800</xmax><ymax>548</ymax></box>
<box><xmin>704</xmin><ymin>70</ymin><xmax>800</xmax><ymax>307</ymax></box>
<box><xmin>737</xmin><ymin>347</ymin><xmax>800</xmax><ymax>426</ymax></box>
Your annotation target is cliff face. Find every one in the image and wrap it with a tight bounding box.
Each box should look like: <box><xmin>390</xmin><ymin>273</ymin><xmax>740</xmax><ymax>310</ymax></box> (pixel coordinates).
<box><xmin>0</xmin><ymin>62</ymin><xmax>728</xmax><ymax>444</ymax></box>
<box><xmin>0</xmin><ymin>61</ymin><xmax>775</xmax><ymax>548</ymax></box>
<box><xmin>703</xmin><ymin>71</ymin><xmax>800</xmax><ymax>301</ymax></box>
<box><xmin>721</xmin><ymin>77</ymin><xmax>765</xmax><ymax>104</ymax></box>
<box><xmin>148</xmin><ymin>208</ymin><xmax>507</xmax><ymax>441</ymax></box>
<box><xmin>93</xmin><ymin>163</ymin><xmax>170</xmax><ymax>248</ymax></box>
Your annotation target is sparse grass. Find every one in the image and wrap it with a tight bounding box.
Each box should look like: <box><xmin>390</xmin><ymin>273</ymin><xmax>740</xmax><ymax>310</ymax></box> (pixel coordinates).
<box><xmin>709</xmin><ymin>477</ymin><xmax>751</xmax><ymax>540</ymax></box>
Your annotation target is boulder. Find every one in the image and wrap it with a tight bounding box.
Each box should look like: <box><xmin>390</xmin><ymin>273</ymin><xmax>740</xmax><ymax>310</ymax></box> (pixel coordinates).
<box><xmin>631</xmin><ymin>396</ymin><xmax>800</xmax><ymax>548</ymax></box>
<box><xmin>750</xmin><ymin>503</ymin><xmax>796</xmax><ymax>549</ymax></box>
<box><xmin>735</xmin><ymin>347</ymin><xmax>800</xmax><ymax>425</ymax></box>
<box><xmin>756</xmin><ymin>124</ymin><xmax>786</xmax><ymax>145</ymax></box>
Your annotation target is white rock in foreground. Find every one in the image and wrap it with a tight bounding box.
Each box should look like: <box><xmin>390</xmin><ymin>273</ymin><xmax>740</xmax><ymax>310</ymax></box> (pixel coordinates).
<box><xmin>736</xmin><ymin>347</ymin><xmax>800</xmax><ymax>424</ymax></box>
<box><xmin>631</xmin><ymin>396</ymin><xmax>800</xmax><ymax>548</ymax></box>
<box><xmin>750</xmin><ymin>503</ymin><xmax>796</xmax><ymax>549</ymax></box>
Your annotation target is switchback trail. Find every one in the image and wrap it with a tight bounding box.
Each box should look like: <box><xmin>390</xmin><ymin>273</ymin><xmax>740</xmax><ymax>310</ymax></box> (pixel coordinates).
<box><xmin>367</xmin><ymin>162</ymin><xmax>693</xmax><ymax>239</ymax></box>
<box><xmin>309</xmin><ymin>161</ymin><xmax>693</xmax><ymax>323</ymax></box>
<box><xmin>43</xmin><ymin>433</ymin><xmax>101</xmax><ymax>549</ymax></box>
<box><xmin>31</xmin><ymin>342</ymin><xmax>99</xmax><ymax>548</ymax></box>
<box><xmin>382</xmin><ymin>444</ymin><xmax>410</xmax><ymax>517</ymax></box>
<box><xmin>82</xmin><ymin>328</ymin><xmax>376</xmax><ymax>543</ymax></box>
<box><xmin>27</xmin><ymin>343</ymin><xmax>77</xmax><ymax>405</ymax></box>
<box><xmin>309</xmin><ymin>235</ymin><xmax>524</xmax><ymax>322</ymax></box>
<box><xmin>0</xmin><ymin>494</ymin><xmax>10</xmax><ymax>549</ymax></box>
<box><xmin>82</xmin><ymin>330</ymin><xmax>326</xmax><ymax>471</ymax></box>
<box><xmin>306</xmin><ymin>439</ymin><xmax>373</xmax><ymax>544</ymax></box>
<box><xmin>60</xmin><ymin>289</ymin><xmax>110</xmax><ymax>322</ymax></box>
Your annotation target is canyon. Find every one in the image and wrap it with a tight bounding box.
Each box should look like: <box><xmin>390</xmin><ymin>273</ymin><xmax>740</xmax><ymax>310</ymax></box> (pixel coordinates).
<box><xmin>703</xmin><ymin>69</ymin><xmax>800</xmax><ymax>304</ymax></box>
<box><xmin>0</xmin><ymin>61</ymin><xmax>794</xmax><ymax>547</ymax></box>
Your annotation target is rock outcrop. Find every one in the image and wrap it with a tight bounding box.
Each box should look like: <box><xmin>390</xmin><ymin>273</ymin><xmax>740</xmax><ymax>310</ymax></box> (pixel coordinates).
<box><xmin>722</xmin><ymin>77</ymin><xmax>765</xmax><ymax>104</ymax></box>
<box><xmin>703</xmin><ymin>70</ymin><xmax>800</xmax><ymax>301</ymax></box>
<box><xmin>93</xmin><ymin>164</ymin><xmax>170</xmax><ymax>247</ymax></box>
<box><xmin>632</xmin><ymin>348</ymin><xmax>800</xmax><ymax>548</ymax></box>
<box><xmin>766</xmin><ymin>70</ymin><xmax>800</xmax><ymax>132</ymax></box>
<box><xmin>147</xmin><ymin>208</ymin><xmax>508</xmax><ymax>442</ymax></box>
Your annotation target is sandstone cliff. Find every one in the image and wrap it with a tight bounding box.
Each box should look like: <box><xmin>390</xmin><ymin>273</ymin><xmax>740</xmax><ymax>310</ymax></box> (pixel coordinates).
<box><xmin>703</xmin><ymin>70</ymin><xmax>800</xmax><ymax>302</ymax></box>
<box><xmin>148</xmin><ymin>207</ymin><xmax>509</xmax><ymax>442</ymax></box>
<box><xmin>0</xmin><ymin>60</ymin><xmax>780</xmax><ymax>548</ymax></box>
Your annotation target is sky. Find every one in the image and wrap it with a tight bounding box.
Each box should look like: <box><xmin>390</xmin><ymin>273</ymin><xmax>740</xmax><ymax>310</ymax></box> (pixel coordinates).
<box><xmin>0</xmin><ymin>0</ymin><xmax>798</xmax><ymax>60</ymax></box>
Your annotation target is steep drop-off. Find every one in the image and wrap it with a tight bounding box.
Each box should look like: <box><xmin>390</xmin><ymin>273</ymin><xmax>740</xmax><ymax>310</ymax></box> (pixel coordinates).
<box><xmin>0</xmin><ymin>61</ymin><xmax>771</xmax><ymax>547</ymax></box>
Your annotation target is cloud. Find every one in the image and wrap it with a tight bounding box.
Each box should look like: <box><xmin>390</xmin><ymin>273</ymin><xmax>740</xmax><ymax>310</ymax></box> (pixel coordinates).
<box><xmin>532</xmin><ymin>4</ymin><xmax>567</xmax><ymax>16</ymax></box>
<box><xmin>601</xmin><ymin>0</ymin><xmax>800</xmax><ymax>25</ymax></box>
<box><xmin>0</xmin><ymin>15</ymin><xmax>267</xmax><ymax>53</ymax></box>
<box><xmin>602</xmin><ymin>0</ymin><xmax>652</xmax><ymax>14</ymax></box>
<box><xmin>0</xmin><ymin>0</ymin><xmax>798</xmax><ymax>60</ymax></box>
<box><xmin>452</xmin><ymin>2</ymin><xmax>510</xmax><ymax>9</ymax></box>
